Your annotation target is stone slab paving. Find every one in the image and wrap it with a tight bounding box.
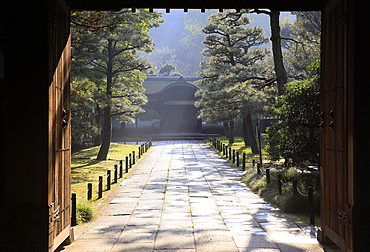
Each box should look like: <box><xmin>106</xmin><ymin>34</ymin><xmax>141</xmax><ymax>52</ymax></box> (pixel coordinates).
<box><xmin>59</xmin><ymin>140</ymin><xmax>324</xmax><ymax>252</ymax></box>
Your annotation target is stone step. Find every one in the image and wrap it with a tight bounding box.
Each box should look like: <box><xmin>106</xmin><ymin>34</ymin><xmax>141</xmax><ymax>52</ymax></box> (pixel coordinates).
<box><xmin>145</xmin><ymin>133</ymin><xmax>220</xmax><ymax>141</ymax></box>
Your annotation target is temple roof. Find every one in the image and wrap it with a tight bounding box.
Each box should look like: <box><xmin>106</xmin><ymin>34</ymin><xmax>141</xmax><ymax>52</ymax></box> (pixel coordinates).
<box><xmin>142</xmin><ymin>76</ymin><xmax>201</xmax><ymax>94</ymax></box>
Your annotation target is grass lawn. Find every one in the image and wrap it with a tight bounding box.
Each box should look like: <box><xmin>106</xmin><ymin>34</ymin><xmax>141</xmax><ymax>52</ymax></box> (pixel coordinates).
<box><xmin>207</xmin><ymin>136</ymin><xmax>280</xmax><ymax>165</ymax></box>
<box><xmin>71</xmin><ymin>142</ymin><xmax>141</xmax><ymax>207</ymax></box>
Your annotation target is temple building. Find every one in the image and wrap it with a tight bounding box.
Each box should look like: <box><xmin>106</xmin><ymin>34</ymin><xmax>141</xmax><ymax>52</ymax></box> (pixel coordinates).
<box><xmin>113</xmin><ymin>76</ymin><xmax>203</xmax><ymax>135</ymax></box>
<box><xmin>143</xmin><ymin>76</ymin><xmax>202</xmax><ymax>133</ymax></box>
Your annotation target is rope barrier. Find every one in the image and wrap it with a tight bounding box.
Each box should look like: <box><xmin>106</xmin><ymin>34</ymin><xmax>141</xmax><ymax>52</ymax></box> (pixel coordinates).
<box><xmin>77</xmin><ymin>188</ymin><xmax>89</xmax><ymax>199</ymax></box>
<box><xmin>270</xmin><ymin>174</ymin><xmax>278</xmax><ymax>180</ymax></box>
<box><xmin>92</xmin><ymin>181</ymin><xmax>100</xmax><ymax>189</ymax></box>
<box><xmin>296</xmin><ymin>186</ymin><xmax>308</xmax><ymax>197</ymax></box>
<box><xmin>269</xmin><ymin>172</ymin><xmax>309</xmax><ymax>197</ymax></box>
<box><xmin>280</xmin><ymin>179</ymin><xmax>289</xmax><ymax>187</ymax></box>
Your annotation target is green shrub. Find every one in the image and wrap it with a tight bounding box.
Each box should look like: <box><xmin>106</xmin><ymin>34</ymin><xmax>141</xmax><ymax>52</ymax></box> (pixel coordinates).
<box><xmin>264</xmin><ymin>59</ymin><xmax>320</xmax><ymax>166</ymax></box>
<box><xmin>77</xmin><ymin>201</ymin><xmax>95</xmax><ymax>224</ymax></box>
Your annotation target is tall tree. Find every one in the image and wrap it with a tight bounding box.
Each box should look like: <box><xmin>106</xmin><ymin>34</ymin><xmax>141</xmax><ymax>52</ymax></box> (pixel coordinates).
<box><xmin>252</xmin><ymin>9</ymin><xmax>288</xmax><ymax>96</ymax></box>
<box><xmin>195</xmin><ymin>10</ymin><xmax>270</xmax><ymax>151</ymax></box>
<box><xmin>71</xmin><ymin>10</ymin><xmax>163</xmax><ymax>160</ymax></box>
<box><xmin>263</xmin><ymin>12</ymin><xmax>321</xmax><ymax>165</ymax></box>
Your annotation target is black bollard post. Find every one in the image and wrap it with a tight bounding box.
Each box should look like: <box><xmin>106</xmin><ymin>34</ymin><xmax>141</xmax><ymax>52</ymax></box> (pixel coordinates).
<box><xmin>133</xmin><ymin>151</ymin><xmax>135</xmax><ymax>165</ymax></box>
<box><xmin>88</xmin><ymin>183</ymin><xmax>92</xmax><ymax>200</ymax></box>
<box><xmin>293</xmin><ymin>180</ymin><xmax>298</xmax><ymax>196</ymax></box>
<box><xmin>257</xmin><ymin>163</ymin><xmax>261</xmax><ymax>174</ymax></box>
<box><xmin>242</xmin><ymin>153</ymin><xmax>246</xmax><ymax>171</ymax></box>
<box><xmin>107</xmin><ymin>170</ymin><xmax>111</xmax><ymax>190</ymax></box>
<box><xmin>233</xmin><ymin>150</ymin><xmax>235</xmax><ymax>164</ymax></box>
<box><xmin>71</xmin><ymin>193</ymin><xmax>76</xmax><ymax>227</ymax></box>
<box><xmin>308</xmin><ymin>186</ymin><xmax>315</xmax><ymax>225</ymax></box>
<box><xmin>278</xmin><ymin>174</ymin><xmax>282</xmax><ymax>194</ymax></box>
<box><xmin>98</xmin><ymin>176</ymin><xmax>103</xmax><ymax>199</ymax></box>
<box><xmin>266</xmin><ymin>168</ymin><xmax>270</xmax><ymax>184</ymax></box>
<box><xmin>125</xmin><ymin>156</ymin><xmax>129</xmax><ymax>173</ymax></box>
<box><xmin>114</xmin><ymin>165</ymin><xmax>118</xmax><ymax>184</ymax></box>
<box><xmin>119</xmin><ymin>160</ymin><xmax>123</xmax><ymax>178</ymax></box>
<box><xmin>138</xmin><ymin>146</ymin><xmax>141</xmax><ymax>159</ymax></box>
<box><xmin>129</xmin><ymin>153</ymin><xmax>132</xmax><ymax>168</ymax></box>
<box><xmin>236</xmin><ymin>152</ymin><xmax>239</xmax><ymax>167</ymax></box>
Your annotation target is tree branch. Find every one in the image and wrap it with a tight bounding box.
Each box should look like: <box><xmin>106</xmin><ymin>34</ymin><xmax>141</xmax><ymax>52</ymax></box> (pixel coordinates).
<box><xmin>281</xmin><ymin>37</ymin><xmax>302</xmax><ymax>44</ymax></box>
<box><xmin>71</xmin><ymin>20</ymin><xmax>117</xmax><ymax>31</ymax></box>
<box><xmin>110</xmin><ymin>111</ymin><xmax>129</xmax><ymax>117</ymax></box>
<box><xmin>90</xmin><ymin>67</ymin><xmax>107</xmax><ymax>74</ymax></box>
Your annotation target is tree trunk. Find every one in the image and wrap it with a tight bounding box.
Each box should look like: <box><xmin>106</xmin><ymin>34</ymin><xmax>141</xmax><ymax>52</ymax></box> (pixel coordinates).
<box><xmin>229</xmin><ymin>119</ymin><xmax>235</xmax><ymax>144</ymax></box>
<box><xmin>244</xmin><ymin>112</ymin><xmax>259</xmax><ymax>154</ymax></box>
<box><xmin>94</xmin><ymin>104</ymin><xmax>102</xmax><ymax>146</ymax></box>
<box><xmin>270</xmin><ymin>11</ymin><xmax>287</xmax><ymax>96</ymax></box>
<box><xmin>97</xmin><ymin>39</ymin><xmax>113</xmax><ymax>160</ymax></box>
<box><xmin>242</xmin><ymin>116</ymin><xmax>250</xmax><ymax>146</ymax></box>
<box><xmin>120</xmin><ymin>121</ymin><xmax>125</xmax><ymax>136</ymax></box>
<box><xmin>223</xmin><ymin>121</ymin><xmax>229</xmax><ymax>138</ymax></box>
<box><xmin>97</xmin><ymin>106</ymin><xmax>111</xmax><ymax>160</ymax></box>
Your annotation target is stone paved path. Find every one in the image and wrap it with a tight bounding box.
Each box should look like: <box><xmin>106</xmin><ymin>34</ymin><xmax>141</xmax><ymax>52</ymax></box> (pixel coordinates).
<box><xmin>60</xmin><ymin>140</ymin><xmax>324</xmax><ymax>252</ymax></box>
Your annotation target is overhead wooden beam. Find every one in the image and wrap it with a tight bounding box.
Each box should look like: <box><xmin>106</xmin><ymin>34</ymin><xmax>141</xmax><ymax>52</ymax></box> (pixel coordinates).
<box><xmin>71</xmin><ymin>0</ymin><xmax>324</xmax><ymax>11</ymax></box>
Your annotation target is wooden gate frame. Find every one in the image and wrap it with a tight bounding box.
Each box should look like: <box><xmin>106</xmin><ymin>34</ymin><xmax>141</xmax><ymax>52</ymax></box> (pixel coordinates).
<box><xmin>2</xmin><ymin>0</ymin><xmax>370</xmax><ymax>251</ymax></box>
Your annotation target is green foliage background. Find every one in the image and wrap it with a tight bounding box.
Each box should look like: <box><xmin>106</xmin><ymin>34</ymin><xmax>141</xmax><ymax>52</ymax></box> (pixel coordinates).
<box><xmin>264</xmin><ymin>59</ymin><xmax>320</xmax><ymax>165</ymax></box>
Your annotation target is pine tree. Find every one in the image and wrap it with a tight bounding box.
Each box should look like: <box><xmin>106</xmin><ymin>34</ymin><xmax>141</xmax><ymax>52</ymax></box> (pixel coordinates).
<box><xmin>195</xmin><ymin>10</ymin><xmax>270</xmax><ymax>152</ymax></box>
<box><xmin>71</xmin><ymin>10</ymin><xmax>163</xmax><ymax>160</ymax></box>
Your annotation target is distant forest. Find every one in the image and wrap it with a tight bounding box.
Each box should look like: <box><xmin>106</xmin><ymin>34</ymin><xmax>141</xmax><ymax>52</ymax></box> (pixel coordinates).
<box><xmin>143</xmin><ymin>9</ymin><xmax>294</xmax><ymax>76</ymax></box>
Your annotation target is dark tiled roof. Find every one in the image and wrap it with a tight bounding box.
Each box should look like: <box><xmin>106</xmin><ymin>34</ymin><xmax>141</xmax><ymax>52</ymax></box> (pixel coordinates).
<box><xmin>143</xmin><ymin>76</ymin><xmax>202</xmax><ymax>94</ymax></box>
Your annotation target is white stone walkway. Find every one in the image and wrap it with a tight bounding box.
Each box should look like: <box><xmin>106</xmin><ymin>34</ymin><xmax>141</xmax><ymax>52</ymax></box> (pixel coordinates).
<box><xmin>59</xmin><ymin>140</ymin><xmax>324</xmax><ymax>252</ymax></box>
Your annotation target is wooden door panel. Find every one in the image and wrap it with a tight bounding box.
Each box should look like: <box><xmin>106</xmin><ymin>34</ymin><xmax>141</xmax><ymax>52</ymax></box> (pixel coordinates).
<box><xmin>323</xmin><ymin>90</ymin><xmax>335</xmax><ymax>150</ymax></box>
<box><xmin>335</xmin><ymin>88</ymin><xmax>344</xmax><ymax>151</ymax></box>
<box><xmin>321</xmin><ymin>0</ymin><xmax>350</xmax><ymax>250</ymax></box>
<box><xmin>48</xmin><ymin>0</ymin><xmax>71</xmax><ymax>250</ymax></box>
